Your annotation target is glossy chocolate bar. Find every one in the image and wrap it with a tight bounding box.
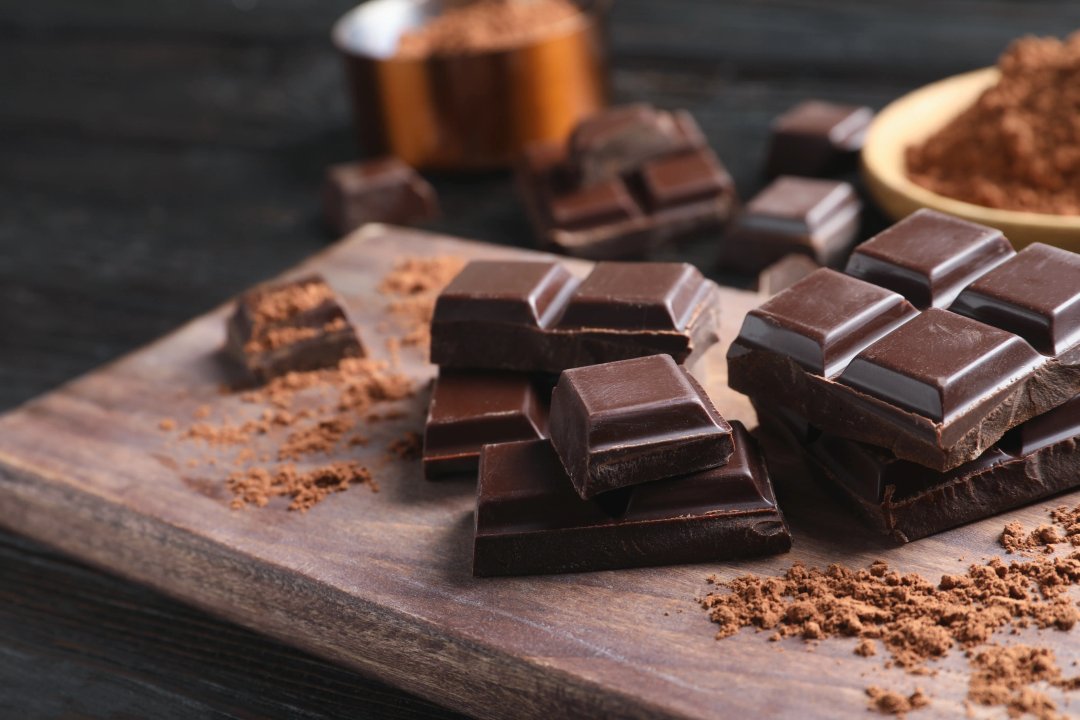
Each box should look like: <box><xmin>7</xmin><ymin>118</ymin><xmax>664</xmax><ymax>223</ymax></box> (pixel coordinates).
<box><xmin>225</xmin><ymin>275</ymin><xmax>364</xmax><ymax>382</ymax></box>
<box><xmin>472</xmin><ymin>423</ymin><xmax>791</xmax><ymax>576</ymax></box>
<box><xmin>764</xmin><ymin>100</ymin><xmax>873</xmax><ymax>178</ymax></box>
<box><xmin>322</xmin><ymin>157</ymin><xmax>438</xmax><ymax>236</ymax></box>
<box><xmin>728</xmin><ymin>210</ymin><xmax>1080</xmax><ymax>471</ymax></box>
<box><xmin>549</xmin><ymin>355</ymin><xmax>733</xmax><ymax>499</ymax></box>
<box><xmin>422</xmin><ymin>370</ymin><xmax>549</xmax><ymax>480</ymax></box>
<box><xmin>517</xmin><ymin>104</ymin><xmax>737</xmax><ymax>260</ymax></box>
<box><xmin>430</xmin><ymin>260</ymin><xmax>721</xmax><ymax>373</ymax></box>
<box><xmin>720</xmin><ymin>176</ymin><xmax>861</xmax><ymax>273</ymax></box>
<box><xmin>758</xmin><ymin>396</ymin><xmax>1080</xmax><ymax>543</ymax></box>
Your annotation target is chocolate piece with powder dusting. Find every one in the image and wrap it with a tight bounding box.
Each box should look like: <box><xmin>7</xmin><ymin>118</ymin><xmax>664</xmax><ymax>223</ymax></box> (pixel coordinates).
<box><xmin>226</xmin><ymin>275</ymin><xmax>365</xmax><ymax>382</ymax></box>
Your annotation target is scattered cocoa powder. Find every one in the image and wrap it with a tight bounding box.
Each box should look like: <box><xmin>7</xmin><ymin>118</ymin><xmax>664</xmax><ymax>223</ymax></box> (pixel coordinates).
<box><xmin>395</xmin><ymin>0</ymin><xmax>583</xmax><ymax>58</ymax></box>
<box><xmin>377</xmin><ymin>256</ymin><xmax>465</xmax><ymax>348</ymax></box>
<box><xmin>158</xmin><ymin>418</ymin><xmax>176</xmax><ymax>431</ymax></box>
<box><xmin>387</xmin><ymin>431</ymin><xmax>423</xmax><ymax>461</ymax></box>
<box><xmin>703</xmin><ymin>504</ymin><xmax>1080</xmax><ymax>717</ymax></box>
<box><xmin>227</xmin><ymin>461</ymin><xmax>376</xmax><ymax>512</ymax></box>
<box><xmin>906</xmin><ymin>32</ymin><xmax>1080</xmax><ymax>215</ymax></box>
<box><xmin>865</xmin><ymin>686</ymin><xmax>929</xmax><ymax>717</ymax></box>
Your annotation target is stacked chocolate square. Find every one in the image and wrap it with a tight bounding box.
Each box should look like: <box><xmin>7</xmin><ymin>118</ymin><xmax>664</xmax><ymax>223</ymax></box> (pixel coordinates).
<box><xmin>422</xmin><ymin>258</ymin><xmax>792</xmax><ymax>575</ymax></box>
<box><xmin>728</xmin><ymin>208</ymin><xmax>1080</xmax><ymax>542</ymax></box>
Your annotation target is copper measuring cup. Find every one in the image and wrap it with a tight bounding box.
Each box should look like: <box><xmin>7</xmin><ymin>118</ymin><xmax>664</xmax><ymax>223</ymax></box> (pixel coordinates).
<box><xmin>332</xmin><ymin>0</ymin><xmax>610</xmax><ymax>170</ymax></box>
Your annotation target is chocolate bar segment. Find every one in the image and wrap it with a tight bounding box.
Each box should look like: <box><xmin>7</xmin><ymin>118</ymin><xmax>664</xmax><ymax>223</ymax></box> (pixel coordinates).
<box><xmin>226</xmin><ymin>275</ymin><xmax>364</xmax><ymax>382</ymax></box>
<box><xmin>764</xmin><ymin>100</ymin><xmax>873</xmax><ymax>178</ymax></box>
<box><xmin>756</xmin><ymin>254</ymin><xmax>820</xmax><ymax>296</ymax></box>
<box><xmin>322</xmin><ymin>157</ymin><xmax>438</xmax><ymax>236</ymax></box>
<box><xmin>472</xmin><ymin>423</ymin><xmax>791</xmax><ymax>576</ymax></box>
<box><xmin>422</xmin><ymin>370</ymin><xmax>549</xmax><ymax>480</ymax></box>
<box><xmin>431</xmin><ymin>260</ymin><xmax>721</xmax><ymax>372</ymax></box>
<box><xmin>518</xmin><ymin>104</ymin><xmax>737</xmax><ymax>260</ymax></box>
<box><xmin>758</xmin><ymin>397</ymin><xmax>1080</xmax><ymax>543</ymax></box>
<box><xmin>950</xmin><ymin>243</ymin><xmax>1080</xmax><ymax>355</ymax></box>
<box><xmin>720</xmin><ymin>176</ymin><xmax>861</xmax><ymax>273</ymax></box>
<box><xmin>729</xmin><ymin>213</ymin><xmax>1080</xmax><ymax>471</ymax></box>
<box><xmin>846</xmin><ymin>209</ymin><xmax>1014</xmax><ymax>309</ymax></box>
<box><xmin>549</xmin><ymin>355</ymin><xmax>733</xmax><ymax>499</ymax></box>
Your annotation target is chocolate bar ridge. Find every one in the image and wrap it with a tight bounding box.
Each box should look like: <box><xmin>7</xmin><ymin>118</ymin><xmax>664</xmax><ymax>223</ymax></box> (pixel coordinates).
<box><xmin>729</xmin><ymin>212</ymin><xmax>1080</xmax><ymax>471</ymax></box>
<box><xmin>431</xmin><ymin>260</ymin><xmax>722</xmax><ymax>373</ymax></box>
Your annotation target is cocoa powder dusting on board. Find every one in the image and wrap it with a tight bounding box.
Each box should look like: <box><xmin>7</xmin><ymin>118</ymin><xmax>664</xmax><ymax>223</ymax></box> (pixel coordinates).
<box><xmin>377</xmin><ymin>256</ymin><xmax>465</xmax><ymax>349</ymax></box>
<box><xmin>161</xmin><ymin>256</ymin><xmax>464</xmax><ymax>511</ymax></box>
<box><xmin>906</xmin><ymin>32</ymin><xmax>1080</xmax><ymax>215</ymax></box>
<box><xmin>702</xmin><ymin>504</ymin><xmax>1080</xmax><ymax>717</ymax></box>
<box><xmin>395</xmin><ymin>0</ymin><xmax>583</xmax><ymax>58</ymax></box>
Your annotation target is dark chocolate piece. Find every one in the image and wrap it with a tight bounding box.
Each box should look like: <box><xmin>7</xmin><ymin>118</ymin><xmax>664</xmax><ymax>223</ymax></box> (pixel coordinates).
<box><xmin>518</xmin><ymin>104</ymin><xmax>737</xmax><ymax>260</ymax></box>
<box><xmin>226</xmin><ymin>275</ymin><xmax>364</xmax><ymax>382</ymax></box>
<box><xmin>431</xmin><ymin>260</ymin><xmax>721</xmax><ymax>373</ymax></box>
<box><xmin>720</xmin><ymin>176</ymin><xmax>861</xmax><ymax>273</ymax></box>
<box><xmin>729</xmin><ymin>216</ymin><xmax>1080</xmax><ymax>471</ymax></box>
<box><xmin>846</xmin><ymin>209</ymin><xmax>1014</xmax><ymax>309</ymax></box>
<box><xmin>764</xmin><ymin>100</ymin><xmax>873</xmax><ymax>178</ymax></box>
<box><xmin>757</xmin><ymin>396</ymin><xmax>1080</xmax><ymax>543</ymax></box>
<box><xmin>756</xmin><ymin>254</ymin><xmax>821</xmax><ymax>296</ymax></box>
<box><xmin>472</xmin><ymin>423</ymin><xmax>791</xmax><ymax>576</ymax></box>
<box><xmin>322</xmin><ymin>157</ymin><xmax>439</xmax><ymax>236</ymax></box>
<box><xmin>950</xmin><ymin>242</ymin><xmax>1080</xmax><ymax>356</ymax></box>
<box><xmin>422</xmin><ymin>370</ymin><xmax>549</xmax><ymax>480</ymax></box>
<box><xmin>549</xmin><ymin>355</ymin><xmax>733</xmax><ymax>499</ymax></box>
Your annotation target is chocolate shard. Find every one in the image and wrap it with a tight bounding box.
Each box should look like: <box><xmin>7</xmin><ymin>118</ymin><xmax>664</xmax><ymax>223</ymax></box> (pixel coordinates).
<box><xmin>757</xmin><ymin>395</ymin><xmax>1080</xmax><ymax>543</ymax></box>
<box><xmin>422</xmin><ymin>370</ymin><xmax>549</xmax><ymax>480</ymax></box>
<box><xmin>322</xmin><ymin>157</ymin><xmax>439</xmax><ymax>236</ymax></box>
<box><xmin>720</xmin><ymin>176</ymin><xmax>862</xmax><ymax>273</ymax></box>
<box><xmin>846</xmin><ymin>208</ymin><xmax>1015</xmax><ymax>309</ymax></box>
<box><xmin>431</xmin><ymin>260</ymin><xmax>721</xmax><ymax>373</ymax></box>
<box><xmin>226</xmin><ymin>275</ymin><xmax>364</xmax><ymax>382</ymax></box>
<box><xmin>518</xmin><ymin>104</ymin><xmax>737</xmax><ymax>260</ymax></box>
<box><xmin>729</xmin><ymin>212</ymin><xmax>1080</xmax><ymax>471</ymax></box>
<box><xmin>472</xmin><ymin>423</ymin><xmax>791</xmax><ymax>577</ymax></box>
<box><xmin>764</xmin><ymin>100</ymin><xmax>873</xmax><ymax>178</ymax></box>
<box><xmin>950</xmin><ymin>243</ymin><xmax>1080</xmax><ymax>356</ymax></box>
<box><xmin>549</xmin><ymin>355</ymin><xmax>733</xmax><ymax>499</ymax></box>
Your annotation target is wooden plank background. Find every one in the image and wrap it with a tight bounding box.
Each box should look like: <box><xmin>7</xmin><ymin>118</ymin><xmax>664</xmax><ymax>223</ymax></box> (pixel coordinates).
<box><xmin>3</xmin><ymin>1</ymin><xmax>1080</xmax><ymax>717</ymax></box>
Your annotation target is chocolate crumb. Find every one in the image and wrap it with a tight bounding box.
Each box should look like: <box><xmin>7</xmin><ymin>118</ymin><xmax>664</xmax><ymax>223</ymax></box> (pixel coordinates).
<box><xmin>866</xmin><ymin>686</ymin><xmax>928</xmax><ymax>717</ymax></box>
<box><xmin>159</xmin><ymin>418</ymin><xmax>177</xmax><ymax>431</ymax></box>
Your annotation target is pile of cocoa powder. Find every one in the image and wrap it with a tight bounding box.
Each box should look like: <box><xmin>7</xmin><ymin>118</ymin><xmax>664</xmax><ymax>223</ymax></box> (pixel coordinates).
<box><xmin>703</xmin><ymin>504</ymin><xmax>1080</xmax><ymax>718</ymax></box>
<box><xmin>395</xmin><ymin>0</ymin><xmax>583</xmax><ymax>57</ymax></box>
<box><xmin>906</xmin><ymin>32</ymin><xmax>1080</xmax><ymax>215</ymax></box>
<box><xmin>162</xmin><ymin>256</ymin><xmax>465</xmax><ymax>511</ymax></box>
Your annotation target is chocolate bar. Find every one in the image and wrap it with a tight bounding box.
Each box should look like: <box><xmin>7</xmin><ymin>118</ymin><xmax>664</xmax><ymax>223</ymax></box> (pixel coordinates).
<box><xmin>756</xmin><ymin>254</ymin><xmax>820</xmax><ymax>296</ymax></box>
<box><xmin>758</xmin><ymin>396</ymin><xmax>1080</xmax><ymax>543</ymax></box>
<box><xmin>422</xmin><ymin>370</ymin><xmax>549</xmax><ymax>480</ymax></box>
<box><xmin>322</xmin><ymin>157</ymin><xmax>438</xmax><ymax>236</ymax></box>
<box><xmin>431</xmin><ymin>260</ymin><xmax>721</xmax><ymax>372</ymax></box>
<box><xmin>517</xmin><ymin>104</ymin><xmax>737</xmax><ymax>259</ymax></box>
<box><xmin>472</xmin><ymin>423</ymin><xmax>791</xmax><ymax>576</ymax></box>
<box><xmin>720</xmin><ymin>176</ymin><xmax>861</xmax><ymax>273</ymax></box>
<box><xmin>226</xmin><ymin>275</ymin><xmax>364</xmax><ymax>382</ymax></box>
<box><xmin>549</xmin><ymin>355</ymin><xmax>733</xmax><ymax>499</ymax></box>
<box><xmin>728</xmin><ymin>212</ymin><xmax>1080</xmax><ymax>471</ymax></box>
<box><xmin>764</xmin><ymin>100</ymin><xmax>873</xmax><ymax>178</ymax></box>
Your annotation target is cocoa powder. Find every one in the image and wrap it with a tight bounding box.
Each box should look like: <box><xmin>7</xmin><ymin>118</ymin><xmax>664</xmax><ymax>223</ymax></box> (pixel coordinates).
<box><xmin>702</xmin><ymin>504</ymin><xmax>1080</xmax><ymax>717</ymax></box>
<box><xmin>378</xmin><ymin>256</ymin><xmax>466</xmax><ymax>348</ymax></box>
<box><xmin>906</xmin><ymin>32</ymin><xmax>1080</xmax><ymax>215</ymax></box>
<box><xmin>395</xmin><ymin>0</ymin><xmax>583</xmax><ymax>58</ymax></box>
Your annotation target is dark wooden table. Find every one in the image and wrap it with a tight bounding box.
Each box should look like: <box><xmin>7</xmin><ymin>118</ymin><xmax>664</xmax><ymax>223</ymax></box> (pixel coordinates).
<box><xmin>2</xmin><ymin>2</ymin><xmax>1078</xmax><ymax>717</ymax></box>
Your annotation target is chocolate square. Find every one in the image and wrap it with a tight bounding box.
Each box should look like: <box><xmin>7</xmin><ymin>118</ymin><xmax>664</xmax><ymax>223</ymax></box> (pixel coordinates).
<box><xmin>764</xmin><ymin>100</ymin><xmax>873</xmax><ymax>178</ymax></box>
<box><xmin>549</xmin><ymin>355</ymin><xmax>733</xmax><ymax>498</ymax></box>
<box><xmin>322</xmin><ymin>157</ymin><xmax>438</xmax><ymax>236</ymax></box>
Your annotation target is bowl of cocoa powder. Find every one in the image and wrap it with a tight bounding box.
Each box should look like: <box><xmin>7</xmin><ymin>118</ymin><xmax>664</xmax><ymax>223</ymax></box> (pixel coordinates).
<box><xmin>862</xmin><ymin>32</ymin><xmax>1080</xmax><ymax>249</ymax></box>
<box><xmin>332</xmin><ymin>0</ymin><xmax>609</xmax><ymax>170</ymax></box>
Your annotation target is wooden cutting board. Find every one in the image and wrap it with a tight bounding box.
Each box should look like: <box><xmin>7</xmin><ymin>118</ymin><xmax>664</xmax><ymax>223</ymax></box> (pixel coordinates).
<box><xmin>1</xmin><ymin>225</ymin><xmax>1076</xmax><ymax>719</ymax></box>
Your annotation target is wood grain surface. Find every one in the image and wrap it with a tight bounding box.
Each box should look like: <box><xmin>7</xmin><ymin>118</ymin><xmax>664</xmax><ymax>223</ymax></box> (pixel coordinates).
<box><xmin>6</xmin><ymin>1</ymin><xmax>1080</xmax><ymax>717</ymax></box>
<box><xmin>2</xmin><ymin>225</ymin><xmax>1078</xmax><ymax>719</ymax></box>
